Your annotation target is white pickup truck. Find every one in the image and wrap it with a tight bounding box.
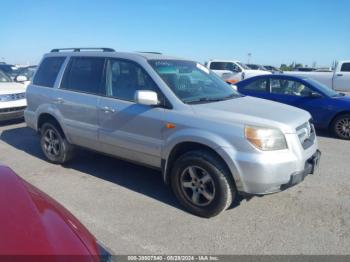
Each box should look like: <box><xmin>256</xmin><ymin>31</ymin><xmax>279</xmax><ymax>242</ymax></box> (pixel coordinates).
<box><xmin>286</xmin><ymin>61</ymin><xmax>350</xmax><ymax>92</ymax></box>
<box><xmin>206</xmin><ymin>60</ymin><xmax>270</xmax><ymax>84</ymax></box>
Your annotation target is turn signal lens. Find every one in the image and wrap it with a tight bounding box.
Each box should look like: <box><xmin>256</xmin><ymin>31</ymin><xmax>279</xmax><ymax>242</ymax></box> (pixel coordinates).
<box><xmin>245</xmin><ymin>126</ymin><xmax>287</xmax><ymax>151</ymax></box>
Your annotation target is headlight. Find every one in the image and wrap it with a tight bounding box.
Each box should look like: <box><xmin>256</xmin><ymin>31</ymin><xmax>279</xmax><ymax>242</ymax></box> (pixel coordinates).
<box><xmin>245</xmin><ymin>125</ymin><xmax>287</xmax><ymax>151</ymax></box>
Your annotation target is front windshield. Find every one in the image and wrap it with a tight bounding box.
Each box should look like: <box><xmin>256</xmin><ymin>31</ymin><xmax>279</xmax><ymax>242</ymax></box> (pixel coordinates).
<box><xmin>149</xmin><ymin>60</ymin><xmax>241</xmax><ymax>103</ymax></box>
<box><xmin>0</xmin><ymin>65</ymin><xmax>19</xmax><ymax>78</ymax></box>
<box><xmin>0</xmin><ymin>70</ymin><xmax>12</xmax><ymax>82</ymax></box>
<box><xmin>237</xmin><ymin>62</ymin><xmax>250</xmax><ymax>70</ymax></box>
<box><xmin>247</xmin><ymin>64</ymin><xmax>258</xmax><ymax>70</ymax></box>
<box><xmin>305</xmin><ymin>78</ymin><xmax>339</xmax><ymax>97</ymax></box>
<box><xmin>17</xmin><ymin>67</ymin><xmax>37</xmax><ymax>80</ymax></box>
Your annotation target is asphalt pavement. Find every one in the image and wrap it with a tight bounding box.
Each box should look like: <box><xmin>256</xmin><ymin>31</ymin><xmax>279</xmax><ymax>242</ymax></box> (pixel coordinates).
<box><xmin>0</xmin><ymin>120</ymin><xmax>349</xmax><ymax>255</ymax></box>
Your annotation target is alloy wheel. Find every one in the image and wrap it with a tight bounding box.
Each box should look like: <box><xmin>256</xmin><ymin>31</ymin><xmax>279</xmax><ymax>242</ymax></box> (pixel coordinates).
<box><xmin>43</xmin><ymin>129</ymin><xmax>61</xmax><ymax>157</ymax></box>
<box><xmin>180</xmin><ymin>166</ymin><xmax>216</xmax><ymax>207</ymax></box>
<box><xmin>335</xmin><ymin>117</ymin><xmax>350</xmax><ymax>138</ymax></box>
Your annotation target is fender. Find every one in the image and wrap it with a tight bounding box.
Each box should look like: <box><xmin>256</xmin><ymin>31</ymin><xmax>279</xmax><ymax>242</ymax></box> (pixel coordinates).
<box><xmin>161</xmin><ymin>128</ymin><xmax>244</xmax><ymax>191</ymax></box>
<box><xmin>35</xmin><ymin>103</ymin><xmax>73</xmax><ymax>144</ymax></box>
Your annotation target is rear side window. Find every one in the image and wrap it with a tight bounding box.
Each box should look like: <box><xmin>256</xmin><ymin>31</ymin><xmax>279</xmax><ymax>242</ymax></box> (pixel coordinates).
<box><xmin>209</xmin><ymin>62</ymin><xmax>225</xmax><ymax>70</ymax></box>
<box><xmin>61</xmin><ymin>57</ymin><xmax>105</xmax><ymax>94</ymax></box>
<box><xmin>209</xmin><ymin>62</ymin><xmax>240</xmax><ymax>72</ymax></box>
<box><xmin>33</xmin><ymin>57</ymin><xmax>66</xmax><ymax>87</ymax></box>
<box><xmin>243</xmin><ymin>79</ymin><xmax>268</xmax><ymax>92</ymax></box>
<box><xmin>340</xmin><ymin>63</ymin><xmax>350</xmax><ymax>72</ymax></box>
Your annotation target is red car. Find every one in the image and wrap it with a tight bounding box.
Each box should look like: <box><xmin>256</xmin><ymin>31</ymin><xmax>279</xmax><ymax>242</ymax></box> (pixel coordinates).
<box><xmin>0</xmin><ymin>165</ymin><xmax>112</xmax><ymax>261</ymax></box>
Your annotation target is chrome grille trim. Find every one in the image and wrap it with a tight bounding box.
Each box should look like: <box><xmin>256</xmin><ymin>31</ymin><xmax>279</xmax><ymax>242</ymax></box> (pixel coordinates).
<box><xmin>0</xmin><ymin>106</ymin><xmax>27</xmax><ymax>113</ymax></box>
<box><xmin>0</xmin><ymin>93</ymin><xmax>26</xmax><ymax>102</ymax></box>
<box><xmin>296</xmin><ymin>120</ymin><xmax>315</xmax><ymax>149</ymax></box>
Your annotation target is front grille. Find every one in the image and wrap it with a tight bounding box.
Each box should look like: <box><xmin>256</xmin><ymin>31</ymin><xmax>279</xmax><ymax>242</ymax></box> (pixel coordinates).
<box><xmin>0</xmin><ymin>106</ymin><xmax>26</xmax><ymax>113</ymax></box>
<box><xmin>0</xmin><ymin>93</ymin><xmax>26</xmax><ymax>102</ymax></box>
<box><xmin>296</xmin><ymin>120</ymin><xmax>315</xmax><ymax>149</ymax></box>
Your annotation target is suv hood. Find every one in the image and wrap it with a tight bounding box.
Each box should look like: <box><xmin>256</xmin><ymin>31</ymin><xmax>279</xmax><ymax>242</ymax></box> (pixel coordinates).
<box><xmin>0</xmin><ymin>82</ymin><xmax>26</xmax><ymax>95</ymax></box>
<box><xmin>191</xmin><ymin>96</ymin><xmax>311</xmax><ymax>133</ymax></box>
<box><xmin>244</xmin><ymin>69</ymin><xmax>271</xmax><ymax>78</ymax></box>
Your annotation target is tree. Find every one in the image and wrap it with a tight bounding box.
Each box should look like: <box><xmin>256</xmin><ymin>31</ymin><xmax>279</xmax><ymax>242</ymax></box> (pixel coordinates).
<box><xmin>280</xmin><ymin>64</ymin><xmax>290</xmax><ymax>71</ymax></box>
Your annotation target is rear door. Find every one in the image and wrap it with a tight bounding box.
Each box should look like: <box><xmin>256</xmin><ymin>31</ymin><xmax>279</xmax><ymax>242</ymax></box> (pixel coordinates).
<box><xmin>97</xmin><ymin>58</ymin><xmax>165</xmax><ymax>167</ymax></box>
<box><xmin>333</xmin><ymin>62</ymin><xmax>350</xmax><ymax>92</ymax></box>
<box><xmin>237</xmin><ymin>77</ymin><xmax>271</xmax><ymax>100</ymax></box>
<box><xmin>57</xmin><ymin>56</ymin><xmax>105</xmax><ymax>149</ymax></box>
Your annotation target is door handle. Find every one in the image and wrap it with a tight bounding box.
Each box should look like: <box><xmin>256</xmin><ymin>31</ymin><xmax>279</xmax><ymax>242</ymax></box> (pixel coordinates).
<box><xmin>53</xmin><ymin>97</ymin><xmax>64</xmax><ymax>104</ymax></box>
<box><xmin>336</xmin><ymin>74</ymin><xmax>343</xmax><ymax>77</ymax></box>
<box><xmin>100</xmin><ymin>106</ymin><xmax>116</xmax><ymax>113</ymax></box>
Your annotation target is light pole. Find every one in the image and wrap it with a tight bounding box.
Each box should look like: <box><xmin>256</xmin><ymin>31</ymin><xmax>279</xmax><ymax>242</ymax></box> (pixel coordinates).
<box><xmin>247</xmin><ymin>53</ymin><xmax>252</xmax><ymax>64</ymax></box>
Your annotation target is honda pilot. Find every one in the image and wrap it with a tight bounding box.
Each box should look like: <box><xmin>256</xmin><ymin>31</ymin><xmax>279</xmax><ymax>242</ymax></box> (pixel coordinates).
<box><xmin>25</xmin><ymin>48</ymin><xmax>321</xmax><ymax>217</ymax></box>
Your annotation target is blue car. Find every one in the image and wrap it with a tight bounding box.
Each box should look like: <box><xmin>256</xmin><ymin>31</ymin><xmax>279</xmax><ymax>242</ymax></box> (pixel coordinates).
<box><xmin>235</xmin><ymin>74</ymin><xmax>350</xmax><ymax>139</ymax></box>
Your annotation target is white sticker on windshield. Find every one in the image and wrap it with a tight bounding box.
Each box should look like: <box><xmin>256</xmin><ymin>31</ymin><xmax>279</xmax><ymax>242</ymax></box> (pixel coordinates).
<box><xmin>196</xmin><ymin>63</ymin><xmax>210</xmax><ymax>74</ymax></box>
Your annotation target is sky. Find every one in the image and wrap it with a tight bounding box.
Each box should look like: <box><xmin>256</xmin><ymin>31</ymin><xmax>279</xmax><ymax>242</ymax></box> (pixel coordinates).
<box><xmin>1</xmin><ymin>0</ymin><xmax>349</xmax><ymax>67</ymax></box>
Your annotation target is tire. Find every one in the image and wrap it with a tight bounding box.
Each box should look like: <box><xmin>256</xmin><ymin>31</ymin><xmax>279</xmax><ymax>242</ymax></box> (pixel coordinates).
<box><xmin>170</xmin><ymin>150</ymin><xmax>236</xmax><ymax>218</ymax></box>
<box><xmin>331</xmin><ymin>114</ymin><xmax>350</xmax><ymax>140</ymax></box>
<box><xmin>40</xmin><ymin>122</ymin><xmax>74</xmax><ymax>164</ymax></box>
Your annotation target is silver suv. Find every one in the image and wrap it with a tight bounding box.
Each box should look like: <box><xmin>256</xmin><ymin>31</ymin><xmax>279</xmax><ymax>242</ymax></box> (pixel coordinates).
<box><xmin>25</xmin><ymin>48</ymin><xmax>321</xmax><ymax>217</ymax></box>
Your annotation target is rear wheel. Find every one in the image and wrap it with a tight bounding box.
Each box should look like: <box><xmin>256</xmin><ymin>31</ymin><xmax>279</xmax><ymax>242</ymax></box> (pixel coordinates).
<box><xmin>40</xmin><ymin>122</ymin><xmax>74</xmax><ymax>164</ymax></box>
<box><xmin>171</xmin><ymin>150</ymin><xmax>236</xmax><ymax>218</ymax></box>
<box><xmin>332</xmin><ymin>114</ymin><xmax>350</xmax><ymax>140</ymax></box>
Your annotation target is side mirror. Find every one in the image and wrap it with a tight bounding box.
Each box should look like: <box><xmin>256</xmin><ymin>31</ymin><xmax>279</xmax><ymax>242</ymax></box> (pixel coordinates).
<box><xmin>15</xmin><ymin>75</ymin><xmax>28</xmax><ymax>82</ymax></box>
<box><xmin>231</xmin><ymin>68</ymin><xmax>241</xmax><ymax>73</ymax></box>
<box><xmin>309</xmin><ymin>92</ymin><xmax>323</xmax><ymax>98</ymax></box>
<box><xmin>135</xmin><ymin>90</ymin><xmax>159</xmax><ymax>106</ymax></box>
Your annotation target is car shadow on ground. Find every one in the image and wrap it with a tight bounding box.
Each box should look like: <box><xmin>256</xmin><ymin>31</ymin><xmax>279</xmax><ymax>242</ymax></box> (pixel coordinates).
<box><xmin>315</xmin><ymin>129</ymin><xmax>333</xmax><ymax>139</ymax></box>
<box><xmin>0</xmin><ymin>118</ymin><xmax>25</xmax><ymax>127</ymax></box>
<box><xmin>0</xmin><ymin>125</ymin><xmax>186</xmax><ymax>212</ymax></box>
<box><xmin>0</xmin><ymin>125</ymin><xmax>244</xmax><ymax>214</ymax></box>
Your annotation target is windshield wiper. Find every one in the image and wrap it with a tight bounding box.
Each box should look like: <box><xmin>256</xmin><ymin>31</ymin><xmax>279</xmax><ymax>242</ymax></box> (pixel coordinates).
<box><xmin>186</xmin><ymin>94</ymin><xmax>239</xmax><ymax>104</ymax></box>
<box><xmin>333</xmin><ymin>92</ymin><xmax>346</xmax><ymax>97</ymax></box>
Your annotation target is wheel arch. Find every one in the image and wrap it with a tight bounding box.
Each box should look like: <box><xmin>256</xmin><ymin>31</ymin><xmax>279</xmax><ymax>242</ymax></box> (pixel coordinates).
<box><xmin>328</xmin><ymin>110</ymin><xmax>350</xmax><ymax>130</ymax></box>
<box><xmin>162</xmin><ymin>141</ymin><xmax>241</xmax><ymax>191</ymax></box>
<box><xmin>37</xmin><ymin>113</ymin><xmax>67</xmax><ymax>139</ymax></box>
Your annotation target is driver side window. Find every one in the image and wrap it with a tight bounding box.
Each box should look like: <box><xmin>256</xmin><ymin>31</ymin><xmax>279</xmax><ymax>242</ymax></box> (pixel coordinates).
<box><xmin>226</xmin><ymin>63</ymin><xmax>240</xmax><ymax>72</ymax></box>
<box><xmin>270</xmin><ymin>79</ymin><xmax>312</xmax><ymax>97</ymax></box>
<box><xmin>105</xmin><ymin>59</ymin><xmax>160</xmax><ymax>102</ymax></box>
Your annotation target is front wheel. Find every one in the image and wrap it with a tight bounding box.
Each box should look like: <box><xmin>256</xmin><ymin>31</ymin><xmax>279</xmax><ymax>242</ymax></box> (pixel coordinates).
<box><xmin>171</xmin><ymin>150</ymin><xmax>236</xmax><ymax>218</ymax></box>
<box><xmin>332</xmin><ymin>114</ymin><xmax>350</xmax><ymax>140</ymax></box>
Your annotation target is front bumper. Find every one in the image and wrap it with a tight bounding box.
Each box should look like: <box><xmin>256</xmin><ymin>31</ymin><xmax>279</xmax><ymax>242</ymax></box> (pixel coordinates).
<box><xmin>218</xmin><ymin>131</ymin><xmax>320</xmax><ymax>195</ymax></box>
<box><xmin>0</xmin><ymin>106</ymin><xmax>26</xmax><ymax>121</ymax></box>
<box><xmin>280</xmin><ymin>150</ymin><xmax>321</xmax><ymax>191</ymax></box>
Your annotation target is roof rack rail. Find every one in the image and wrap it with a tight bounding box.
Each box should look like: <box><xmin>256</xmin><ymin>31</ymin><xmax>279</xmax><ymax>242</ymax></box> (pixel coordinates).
<box><xmin>138</xmin><ymin>51</ymin><xmax>162</xmax><ymax>55</ymax></box>
<box><xmin>50</xmin><ymin>48</ymin><xmax>115</xmax><ymax>53</ymax></box>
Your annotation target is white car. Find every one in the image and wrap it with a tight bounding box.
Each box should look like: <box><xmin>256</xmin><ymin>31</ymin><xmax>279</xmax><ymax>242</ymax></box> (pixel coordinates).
<box><xmin>0</xmin><ymin>70</ymin><xmax>27</xmax><ymax>121</ymax></box>
<box><xmin>286</xmin><ymin>61</ymin><xmax>350</xmax><ymax>92</ymax></box>
<box><xmin>14</xmin><ymin>65</ymin><xmax>37</xmax><ymax>87</ymax></box>
<box><xmin>206</xmin><ymin>60</ymin><xmax>271</xmax><ymax>84</ymax></box>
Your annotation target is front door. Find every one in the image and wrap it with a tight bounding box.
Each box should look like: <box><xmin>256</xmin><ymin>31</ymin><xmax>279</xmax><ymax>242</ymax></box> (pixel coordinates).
<box><xmin>269</xmin><ymin>78</ymin><xmax>329</xmax><ymax>126</ymax></box>
<box><xmin>98</xmin><ymin>58</ymin><xmax>165</xmax><ymax>168</ymax></box>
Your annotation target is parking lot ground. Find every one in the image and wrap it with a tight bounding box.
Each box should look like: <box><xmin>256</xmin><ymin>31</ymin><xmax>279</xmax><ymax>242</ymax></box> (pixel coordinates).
<box><xmin>0</xmin><ymin>120</ymin><xmax>349</xmax><ymax>255</ymax></box>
